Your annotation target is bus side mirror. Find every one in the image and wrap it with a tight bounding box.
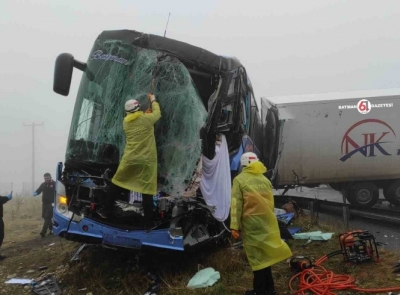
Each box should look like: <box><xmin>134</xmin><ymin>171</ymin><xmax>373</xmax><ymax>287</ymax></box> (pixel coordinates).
<box><xmin>53</xmin><ymin>53</ymin><xmax>75</xmax><ymax>96</ymax></box>
<box><xmin>54</xmin><ymin>53</ymin><xmax>87</xmax><ymax>96</ymax></box>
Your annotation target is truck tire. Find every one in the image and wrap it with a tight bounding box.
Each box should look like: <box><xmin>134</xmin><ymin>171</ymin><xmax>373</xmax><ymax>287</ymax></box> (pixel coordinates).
<box><xmin>384</xmin><ymin>180</ymin><xmax>400</xmax><ymax>206</ymax></box>
<box><xmin>348</xmin><ymin>182</ymin><xmax>379</xmax><ymax>208</ymax></box>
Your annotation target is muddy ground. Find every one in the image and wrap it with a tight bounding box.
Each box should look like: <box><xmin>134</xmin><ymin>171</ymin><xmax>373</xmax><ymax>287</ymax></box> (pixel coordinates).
<box><xmin>0</xmin><ymin>197</ymin><xmax>77</xmax><ymax>294</ymax></box>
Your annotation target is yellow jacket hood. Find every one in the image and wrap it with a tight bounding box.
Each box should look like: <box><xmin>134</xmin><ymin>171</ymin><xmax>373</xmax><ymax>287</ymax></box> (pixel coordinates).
<box><xmin>242</xmin><ymin>161</ymin><xmax>267</xmax><ymax>174</ymax></box>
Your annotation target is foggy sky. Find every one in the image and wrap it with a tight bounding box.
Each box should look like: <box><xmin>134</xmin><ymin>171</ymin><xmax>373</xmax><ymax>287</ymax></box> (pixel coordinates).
<box><xmin>1</xmin><ymin>0</ymin><xmax>400</xmax><ymax>193</ymax></box>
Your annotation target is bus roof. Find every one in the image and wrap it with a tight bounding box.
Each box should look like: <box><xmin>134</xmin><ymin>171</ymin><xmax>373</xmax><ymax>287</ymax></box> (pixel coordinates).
<box><xmin>98</xmin><ymin>30</ymin><xmax>243</xmax><ymax>72</ymax></box>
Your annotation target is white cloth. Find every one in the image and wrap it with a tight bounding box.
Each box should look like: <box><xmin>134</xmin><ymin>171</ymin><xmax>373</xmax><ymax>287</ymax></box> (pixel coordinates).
<box><xmin>129</xmin><ymin>191</ymin><xmax>142</xmax><ymax>203</ymax></box>
<box><xmin>200</xmin><ymin>134</ymin><xmax>231</xmax><ymax>221</ymax></box>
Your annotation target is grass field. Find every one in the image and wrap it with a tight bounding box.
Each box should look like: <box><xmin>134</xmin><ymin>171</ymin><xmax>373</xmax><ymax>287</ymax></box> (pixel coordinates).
<box><xmin>1</xmin><ymin>195</ymin><xmax>400</xmax><ymax>294</ymax></box>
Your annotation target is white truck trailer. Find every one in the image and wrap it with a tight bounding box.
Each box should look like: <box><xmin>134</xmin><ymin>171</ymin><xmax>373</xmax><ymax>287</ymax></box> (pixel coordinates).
<box><xmin>262</xmin><ymin>89</ymin><xmax>400</xmax><ymax>208</ymax></box>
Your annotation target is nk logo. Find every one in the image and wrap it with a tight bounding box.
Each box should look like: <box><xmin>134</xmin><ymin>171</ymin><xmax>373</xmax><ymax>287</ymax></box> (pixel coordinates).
<box><xmin>340</xmin><ymin>119</ymin><xmax>399</xmax><ymax>162</ymax></box>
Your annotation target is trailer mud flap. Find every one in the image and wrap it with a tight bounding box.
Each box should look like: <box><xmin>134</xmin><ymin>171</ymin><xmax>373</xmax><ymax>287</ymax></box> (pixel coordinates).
<box><xmin>102</xmin><ymin>234</ymin><xmax>142</xmax><ymax>249</ymax></box>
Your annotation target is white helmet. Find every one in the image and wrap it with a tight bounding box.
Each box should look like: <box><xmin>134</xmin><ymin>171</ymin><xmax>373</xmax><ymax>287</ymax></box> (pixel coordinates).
<box><xmin>240</xmin><ymin>152</ymin><xmax>259</xmax><ymax>167</ymax></box>
<box><xmin>124</xmin><ymin>99</ymin><xmax>141</xmax><ymax>113</ymax></box>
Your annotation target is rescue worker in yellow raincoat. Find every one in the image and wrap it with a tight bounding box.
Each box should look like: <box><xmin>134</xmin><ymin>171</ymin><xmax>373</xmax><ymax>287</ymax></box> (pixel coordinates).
<box><xmin>98</xmin><ymin>94</ymin><xmax>161</xmax><ymax>229</ymax></box>
<box><xmin>230</xmin><ymin>152</ymin><xmax>293</xmax><ymax>295</ymax></box>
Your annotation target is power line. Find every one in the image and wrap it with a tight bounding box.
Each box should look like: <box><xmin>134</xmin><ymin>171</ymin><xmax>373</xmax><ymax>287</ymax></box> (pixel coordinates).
<box><xmin>23</xmin><ymin>122</ymin><xmax>43</xmax><ymax>193</ymax></box>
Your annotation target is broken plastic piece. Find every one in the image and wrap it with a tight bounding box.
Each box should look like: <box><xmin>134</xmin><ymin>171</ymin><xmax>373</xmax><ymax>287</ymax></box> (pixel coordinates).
<box><xmin>274</xmin><ymin>208</ymin><xmax>286</xmax><ymax>215</ymax></box>
<box><xmin>143</xmin><ymin>284</ymin><xmax>159</xmax><ymax>295</ymax></box>
<box><xmin>288</xmin><ymin>227</ymin><xmax>302</xmax><ymax>235</ymax></box>
<box><xmin>143</xmin><ymin>272</ymin><xmax>160</xmax><ymax>295</ymax></box>
<box><xmin>187</xmin><ymin>267</ymin><xmax>220</xmax><ymax>289</ymax></box>
<box><xmin>5</xmin><ymin>278</ymin><xmax>33</xmax><ymax>285</ymax></box>
<box><xmin>70</xmin><ymin>243</ymin><xmax>89</xmax><ymax>261</ymax></box>
<box><xmin>32</xmin><ymin>276</ymin><xmax>61</xmax><ymax>295</ymax></box>
<box><xmin>276</xmin><ymin>212</ymin><xmax>295</xmax><ymax>225</ymax></box>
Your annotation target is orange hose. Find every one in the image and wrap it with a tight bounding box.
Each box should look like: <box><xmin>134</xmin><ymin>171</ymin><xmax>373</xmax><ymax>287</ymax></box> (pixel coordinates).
<box><xmin>289</xmin><ymin>255</ymin><xmax>400</xmax><ymax>294</ymax></box>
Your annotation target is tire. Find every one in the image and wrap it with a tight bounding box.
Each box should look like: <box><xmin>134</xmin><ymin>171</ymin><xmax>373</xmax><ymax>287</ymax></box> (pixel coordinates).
<box><xmin>384</xmin><ymin>180</ymin><xmax>400</xmax><ymax>206</ymax></box>
<box><xmin>344</xmin><ymin>191</ymin><xmax>356</xmax><ymax>205</ymax></box>
<box><xmin>348</xmin><ymin>182</ymin><xmax>379</xmax><ymax>208</ymax></box>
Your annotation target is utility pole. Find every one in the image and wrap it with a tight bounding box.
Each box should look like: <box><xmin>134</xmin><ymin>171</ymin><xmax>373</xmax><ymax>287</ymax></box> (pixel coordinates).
<box><xmin>23</xmin><ymin>122</ymin><xmax>43</xmax><ymax>194</ymax></box>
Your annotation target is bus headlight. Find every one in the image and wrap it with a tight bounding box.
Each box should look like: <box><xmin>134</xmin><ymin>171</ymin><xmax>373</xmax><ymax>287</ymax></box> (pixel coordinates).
<box><xmin>57</xmin><ymin>196</ymin><xmax>68</xmax><ymax>214</ymax></box>
<box><xmin>55</xmin><ymin>180</ymin><xmax>83</xmax><ymax>222</ymax></box>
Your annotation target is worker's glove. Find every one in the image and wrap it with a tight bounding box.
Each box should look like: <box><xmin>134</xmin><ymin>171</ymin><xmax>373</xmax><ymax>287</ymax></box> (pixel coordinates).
<box><xmin>145</xmin><ymin>108</ymin><xmax>153</xmax><ymax>114</ymax></box>
<box><xmin>148</xmin><ymin>94</ymin><xmax>156</xmax><ymax>103</ymax></box>
<box><xmin>231</xmin><ymin>229</ymin><xmax>240</xmax><ymax>240</ymax></box>
<box><xmin>33</xmin><ymin>192</ymin><xmax>38</xmax><ymax>197</ymax></box>
<box><xmin>6</xmin><ymin>192</ymin><xmax>12</xmax><ymax>200</ymax></box>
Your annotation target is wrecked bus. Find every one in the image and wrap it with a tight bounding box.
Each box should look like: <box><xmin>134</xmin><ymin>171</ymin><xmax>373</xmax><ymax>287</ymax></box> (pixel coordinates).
<box><xmin>52</xmin><ymin>30</ymin><xmax>270</xmax><ymax>251</ymax></box>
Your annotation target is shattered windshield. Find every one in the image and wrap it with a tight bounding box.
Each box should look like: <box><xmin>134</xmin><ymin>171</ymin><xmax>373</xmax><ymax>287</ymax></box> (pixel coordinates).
<box><xmin>67</xmin><ymin>39</ymin><xmax>208</xmax><ymax>195</ymax></box>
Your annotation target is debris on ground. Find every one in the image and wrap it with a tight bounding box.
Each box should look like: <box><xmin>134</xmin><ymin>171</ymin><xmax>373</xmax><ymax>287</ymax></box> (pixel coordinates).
<box><xmin>276</xmin><ymin>212</ymin><xmax>295</xmax><ymax>225</ymax></box>
<box><xmin>32</xmin><ymin>275</ymin><xmax>61</xmax><ymax>295</ymax></box>
<box><xmin>143</xmin><ymin>271</ymin><xmax>160</xmax><ymax>295</ymax></box>
<box><xmin>293</xmin><ymin>231</ymin><xmax>334</xmax><ymax>240</ymax></box>
<box><xmin>4</xmin><ymin>278</ymin><xmax>33</xmax><ymax>285</ymax></box>
<box><xmin>70</xmin><ymin>243</ymin><xmax>90</xmax><ymax>262</ymax></box>
<box><xmin>187</xmin><ymin>267</ymin><xmax>220</xmax><ymax>289</ymax></box>
<box><xmin>274</xmin><ymin>208</ymin><xmax>286</xmax><ymax>215</ymax></box>
<box><xmin>277</xmin><ymin>212</ymin><xmax>296</xmax><ymax>240</ymax></box>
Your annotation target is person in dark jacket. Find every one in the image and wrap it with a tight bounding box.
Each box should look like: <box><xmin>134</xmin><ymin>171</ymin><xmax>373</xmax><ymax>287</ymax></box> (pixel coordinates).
<box><xmin>0</xmin><ymin>191</ymin><xmax>12</xmax><ymax>260</ymax></box>
<box><xmin>33</xmin><ymin>173</ymin><xmax>55</xmax><ymax>238</ymax></box>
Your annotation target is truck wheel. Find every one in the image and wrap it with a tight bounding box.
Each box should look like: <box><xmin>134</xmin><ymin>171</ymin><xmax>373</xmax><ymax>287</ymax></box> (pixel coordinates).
<box><xmin>384</xmin><ymin>180</ymin><xmax>400</xmax><ymax>206</ymax></box>
<box><xmin>348</xmin><ymin>182</ymin><xmax>379</xmax><ymax>208</ymax></box>
<box><xmin>344</xmin><ymin>191</ymin><xmax>356</xmax><ymax>205</ymax></box>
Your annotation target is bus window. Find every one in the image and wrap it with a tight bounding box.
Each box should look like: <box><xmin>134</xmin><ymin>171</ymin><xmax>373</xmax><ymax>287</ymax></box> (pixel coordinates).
<box><xmin>219</xmin><ymin>103</ymin><xmax>233</xmax><ymax>124</ymax></box>
<box><xmin>241</xmin><ymin>95</ymin><xmax>249</xmax><ymax>132</ymax></box>
<box><xmin>228</xmin><ymin>76</ymin><xmax>236</xmax><ymax>95</ymax></box>
<box><xmin>75</xmin><ymin>98</ymin><xmax>102</xmax><ymax>141</ymax></box>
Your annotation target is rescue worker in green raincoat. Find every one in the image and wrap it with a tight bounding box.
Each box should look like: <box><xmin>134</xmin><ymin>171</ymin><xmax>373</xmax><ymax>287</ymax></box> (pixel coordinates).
<box><xmin>230</xmin><ymin>152</ymin><xmax>293</xmax><ymax>295</ymax></box>
<box><xmin>98</xmin><ymin>93</ymin><xmax>161</xmax><ymax>229</ymax></box>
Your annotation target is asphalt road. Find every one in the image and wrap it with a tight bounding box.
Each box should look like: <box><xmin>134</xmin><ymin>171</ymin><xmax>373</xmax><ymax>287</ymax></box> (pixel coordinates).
<box><xmin>273</xmin><ymin>186</ymin><xmax>400</xmax><ymax>251</ymax></box>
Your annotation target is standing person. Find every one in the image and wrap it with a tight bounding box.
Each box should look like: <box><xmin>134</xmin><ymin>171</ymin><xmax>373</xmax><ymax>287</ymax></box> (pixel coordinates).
<box><xmin>230</xmin><ymin>152</ymin><xmax>292</xmax><ymax>295</ymax></box>
<box><xmin>0</xmin><ymin>191</ymin><xmax>12</xmax><ymax>260</ymax></box>
<box><xmin>98</xmin><ymin>93</ymin><xmax>161</xmax><ymax>230</ymax></box>
<box><xmin>33</xmin><ymin>173</ymin><xmax>56</xmax><ymax>238</ymax></box>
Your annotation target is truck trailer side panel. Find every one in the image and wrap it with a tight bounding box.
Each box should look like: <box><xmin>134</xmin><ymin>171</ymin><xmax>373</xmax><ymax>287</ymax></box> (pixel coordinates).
<box><xmin>275</xmin><ymin>95</ymin><xmax>400</xmax><ymax>186</ymax></box>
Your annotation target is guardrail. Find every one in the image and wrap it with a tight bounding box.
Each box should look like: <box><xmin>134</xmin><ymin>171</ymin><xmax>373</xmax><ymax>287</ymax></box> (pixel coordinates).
<box><xmin>274</xmin><ymin>194</ymin><xmax>400</xmax><ymax>228</ymax></box>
